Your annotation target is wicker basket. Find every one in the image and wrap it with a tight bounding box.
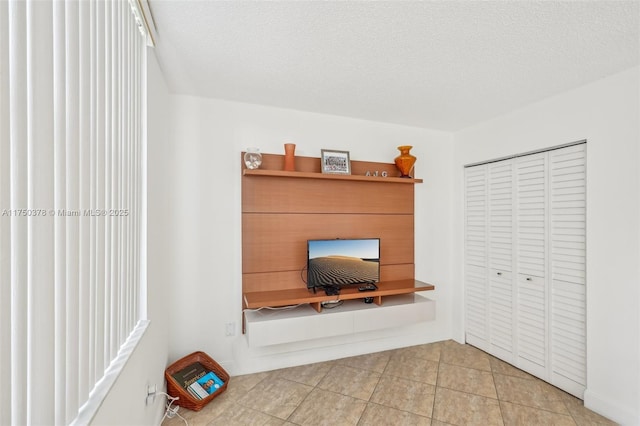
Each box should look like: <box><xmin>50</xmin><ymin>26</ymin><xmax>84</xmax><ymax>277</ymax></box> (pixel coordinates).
<box><xmin>165</xmin><ymin>351</ymin><xmax>230</xmax><ymax>411</ymax></box>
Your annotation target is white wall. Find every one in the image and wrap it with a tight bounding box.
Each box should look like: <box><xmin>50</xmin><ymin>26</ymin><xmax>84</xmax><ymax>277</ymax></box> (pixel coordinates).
<box><xmin>91</xmin><ymin>50</ymin><xmax>172</xmax><ymax>425</ymax></box>
<box><xmin>164</xmin><ymin>96</ymin><xmax>455</xmax><ymax>375</ymax></box>
<box><xmin>453</xmin><ymin>67</ymin><xmax>640</xmax><ymax>425</ymax></box>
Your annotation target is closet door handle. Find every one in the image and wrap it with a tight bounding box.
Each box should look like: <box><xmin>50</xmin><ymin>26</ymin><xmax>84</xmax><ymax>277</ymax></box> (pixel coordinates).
<box><xmin>526</xmin><ymin>277</ymin><xmax>532</xmax><ymax>281</ymax></box>
<box><xmin>497</xmin><ymin>272</ymin><xmax>502</xmax><ymax>276</ymax></box>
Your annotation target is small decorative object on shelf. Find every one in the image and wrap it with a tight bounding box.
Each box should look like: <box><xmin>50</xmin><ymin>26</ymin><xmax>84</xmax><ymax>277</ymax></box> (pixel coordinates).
<box><xmin>244</xmin><ymin>147</ymin><xmax>262</xmax><ymax>170</ymax></box>
<box><xmin>283</xmin><ymin>143</ymin><xmax>296</xmax><ymax>171</ymax></box>
<box><xmin>394</xmin><ymin>145</ymin><xmax>417</xmax><ymax>178</ymax></box>
<box><xmin>321</xmin><ymin>149</ymin><xmax>351</xmax><ymax>175</ymax></box>
<box><xmin>365</xmin><ymin>170</ymin><xmax>389</xmax><ymax>177</ymax></box>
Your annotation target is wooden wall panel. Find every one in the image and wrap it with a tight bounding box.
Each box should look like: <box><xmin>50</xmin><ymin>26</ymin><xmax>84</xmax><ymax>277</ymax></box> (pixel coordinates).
<box><xmin>241</xmin><ymin>153</ymin><xmax>418</xmax><ymax>297</ymax></box>
<box><xmin>243</xmin><ymin>177</ymin><xmax>414</xmax><ymax>214</ymax></box>
<box><xmin>380</xmin><ymin>264</ymin><xmax>415</xmax><ymax>282</ymax></box>
<box><xmin>242</xmin><ymin>213</ymin><xmax>414</xmax><ymax>273</ymax></box>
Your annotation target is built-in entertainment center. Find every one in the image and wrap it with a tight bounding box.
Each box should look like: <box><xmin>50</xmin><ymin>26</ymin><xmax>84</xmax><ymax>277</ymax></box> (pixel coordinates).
<box><xmin>241</xmin><ymin>152</ymin><xmax>435</xmax><ymax>345</ymax></box>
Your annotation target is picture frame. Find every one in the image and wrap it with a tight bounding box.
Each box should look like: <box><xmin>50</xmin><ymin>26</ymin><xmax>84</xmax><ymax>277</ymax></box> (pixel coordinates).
<box><xmin>320</xmin><ymin>149</ymin><xmax>351</xmax><ymax>175</ymax></box>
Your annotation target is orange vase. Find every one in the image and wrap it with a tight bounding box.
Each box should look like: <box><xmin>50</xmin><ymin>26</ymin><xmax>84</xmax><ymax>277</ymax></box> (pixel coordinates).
<box><xmin>284</xmin><ymin>143</ymin><xmax>296</xmax><ymax>171</ymax></box>
<box><xmin>394</xmin><ymin>145</ymin><xmax>417</xmax><ymax>178</ymax></box>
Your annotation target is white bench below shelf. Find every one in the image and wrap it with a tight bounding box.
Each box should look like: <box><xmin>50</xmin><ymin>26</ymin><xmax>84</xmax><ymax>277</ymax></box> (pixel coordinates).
<box><xmin>243</xmin><ymin>293</ymin><xmax>435</xmax><ymax>347</ymax></box>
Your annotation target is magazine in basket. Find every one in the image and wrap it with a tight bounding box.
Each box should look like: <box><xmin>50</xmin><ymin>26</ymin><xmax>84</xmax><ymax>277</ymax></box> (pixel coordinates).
<box><xmin>171</xmin><ymin>361</ymin><xmax>226</xmax><ymax>400</ymax></box>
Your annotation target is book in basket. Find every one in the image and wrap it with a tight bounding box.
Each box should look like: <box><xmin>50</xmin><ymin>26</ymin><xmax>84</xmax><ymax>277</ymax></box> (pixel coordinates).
<box><xmin>171</xmin><ymin>361</ymin><xmax>209</xmax><ymax>390</ymax></box>
<box><xmin>196</xmin><ymin>371</ymin><xmax>225</xmax><ymax>395</ymax></box>
<box><xmin>188</xmin><ymin>381</ymin><xmax>209</xmax><ymax>400</ymax></box>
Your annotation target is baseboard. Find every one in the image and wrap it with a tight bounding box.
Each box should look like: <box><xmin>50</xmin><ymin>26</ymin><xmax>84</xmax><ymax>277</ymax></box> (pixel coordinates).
<box><xmin>584</xmin><ymin>388</ymin><xmax>638</xmax><ymax>425</ymax></box>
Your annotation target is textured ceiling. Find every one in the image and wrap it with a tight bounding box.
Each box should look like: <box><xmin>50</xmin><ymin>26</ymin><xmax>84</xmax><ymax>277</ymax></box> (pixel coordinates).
<box><xmin>149</xmin><ymin>1</ymin><xmax>639</xmax><ymax>131</ymax></box>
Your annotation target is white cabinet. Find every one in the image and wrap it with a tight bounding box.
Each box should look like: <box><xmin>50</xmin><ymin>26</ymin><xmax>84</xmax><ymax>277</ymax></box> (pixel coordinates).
<box><xmin>464</xmin><ymin>143</ymin><xmax>586</xmax><ymax>398</ymax></box>
<box><xmin>244</xmin><ymin>294</ymin><xmax>435</xmax><ymax>347</ymax></box>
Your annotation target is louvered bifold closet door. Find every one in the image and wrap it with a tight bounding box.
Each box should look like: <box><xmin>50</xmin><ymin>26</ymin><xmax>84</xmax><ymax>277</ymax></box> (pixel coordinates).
<box><xmin>488</xmin><ymin>160</ymin><xmax>515</xmax><ymax>359</ymax></box>
<box><xmin>515</xmin><ymin>152</ymin><xmax>548</xmax><ymax>377</ymax></box>
<box><xmin>549</xmin><ymin>144</ymin><xmax>586</xmax><ymax>396</ymax></box>
<box><xmin>465</xmin><ymin>165</ymin><xmax>489</xmax><ymax>348</ymax></box>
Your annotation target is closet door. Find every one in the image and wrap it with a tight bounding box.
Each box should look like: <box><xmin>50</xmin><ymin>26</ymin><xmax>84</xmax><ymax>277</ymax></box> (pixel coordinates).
<box><xmin>515</xmin><ymin>152</ymin><xmax>548</xmax><ymax>377</ymax></box>
<box><xmin>464</xmin><ymin>143</ymin><xmax>586</xmax><ymax>399</ymax></box>
<box><xmin>487</xmin><ymin>160</ymin><xmax>515</xmax><ymax>360</ymax></box>
<box><xmin>549</xmin><ymin>144</ymin><xmax>586</xmax><ymax>396</ymax></box>
<box><xmin>464</xmin><ymin>165</ymin><xmax>489</xmax><ymax>349</ymax></box>
<box><xmin>464</xmin><ymin>158</ymin><xmax>515</xmax><ymax>358</ymax></box>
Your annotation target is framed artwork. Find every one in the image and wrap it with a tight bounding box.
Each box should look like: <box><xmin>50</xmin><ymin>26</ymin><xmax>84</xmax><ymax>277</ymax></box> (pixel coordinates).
<box><xmin>320</xmin><ymin>149</ymin><xmax>351</xmax><ymax>175</ymax></box>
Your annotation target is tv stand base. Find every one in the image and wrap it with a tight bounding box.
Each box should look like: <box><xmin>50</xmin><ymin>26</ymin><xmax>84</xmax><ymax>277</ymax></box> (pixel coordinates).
<box><xmin>243</xmin><ymin>294</ymin><xmax>435</xmax><ymax>347</ymax></box>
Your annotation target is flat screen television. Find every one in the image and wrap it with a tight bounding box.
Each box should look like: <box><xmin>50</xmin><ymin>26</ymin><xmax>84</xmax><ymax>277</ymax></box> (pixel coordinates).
<box><xmin>307</xmin><ymin>238</ymin><xmax>380</xmax><ymax>290</ymax></box>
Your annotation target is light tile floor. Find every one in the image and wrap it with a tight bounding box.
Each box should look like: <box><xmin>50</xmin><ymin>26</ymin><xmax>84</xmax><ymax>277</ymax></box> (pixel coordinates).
<box><xmin>161</xmin><ymin>340</ymin><xmax>616</xmax><ymax>426</ymax></box>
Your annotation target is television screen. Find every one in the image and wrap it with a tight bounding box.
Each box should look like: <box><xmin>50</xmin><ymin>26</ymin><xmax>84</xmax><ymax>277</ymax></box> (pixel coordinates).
<box><xmin>307</xmin><ymin>238</ymin><xmax>380</xmax><ymax>289</ymax></box>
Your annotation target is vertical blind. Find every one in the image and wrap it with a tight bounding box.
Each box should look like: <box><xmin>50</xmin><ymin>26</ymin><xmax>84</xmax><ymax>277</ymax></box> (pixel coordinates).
<box><xmin>0</xmin><ymin>0</ymin><xmax>148</xmax><ymax>424</ymax></box>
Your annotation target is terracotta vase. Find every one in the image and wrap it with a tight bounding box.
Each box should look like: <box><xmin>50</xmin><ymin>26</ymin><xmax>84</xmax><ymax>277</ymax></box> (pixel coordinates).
<box><xmin>284</xmin><ymin>143</ymin><xmax>296</xmax><ymax>171</ymax></box>
<box><xmin>394</xmin><ymin>145</ymin><xmax>417</xmax><ymax>178</ymax></box>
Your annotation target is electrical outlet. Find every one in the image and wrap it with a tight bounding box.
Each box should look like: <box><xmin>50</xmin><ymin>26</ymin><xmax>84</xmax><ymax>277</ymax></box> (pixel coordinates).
<box><xmin>146</xmin><ymin>384</ymin><xmax>157</xmax><ymax>405</ymax></box>
<box><xmin>225</xmin><ymin>321</ymin><xmax>236</xmax><ymax>337</ymax></box>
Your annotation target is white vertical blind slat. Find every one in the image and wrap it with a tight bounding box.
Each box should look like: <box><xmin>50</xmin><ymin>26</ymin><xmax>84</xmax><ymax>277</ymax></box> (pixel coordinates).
<box><xmin>102</xmin><ymin>0</ymin><xmax>111</xmax><ymax>369</ymax></box>
<box><xmin>111</xmin><ymin>0</ymin><xmax>119</xmax><ymax>354</ymax></box>
<box><xmin>8</xmin><ymin>2</ymin><xmax>29</xmax><ymax>423</ymax></box>
<box><xmin>0</xmin><ymin>0</ymin><xmax>12</xmax><ymax>424</ymax></box>
<box><xmin>88</xmin><ymin>0</ymin><xmax>98</xmax><ymax>390</ymax></box>
<box><xmin>123</xmin><ymin>10</ymin><xmax>131</xmax><ymax>334</ymax></box>
<box><xmin>65</xmin><ymin>0</ymin><xmax>81</xmax><ymax>421</ymax></box>
<box><xmin>117</xmin><ymin>0</ymin><xmax>125</xmax><ymax>343</ymax></box>
<box><xmin>53</xmin><ymin>0</ymin><xmax>68</xmax><ymax>424</ymax></box>
<box><xmin>131</xmin><ymin>32</ymin><xmax>140</xmax><ymax>320</ymax></box>
<box><xmin>77</xmin><ymin>0</ymin><xmax>91</xmax><ymax>407</ymax></box>
<box><xmin>27</xmin><ymin>0</ymin><xmax>56</xmax><ymax>422</ymax></box>
<box><xmin>94</xmin><ymin>0</ymin><xmax>105</xmax><ymax>379</ymax></box>
<box><xmin>130</xmin><ymin>20</ymin><xmax>136</xmax><ymax>326</ymax></box>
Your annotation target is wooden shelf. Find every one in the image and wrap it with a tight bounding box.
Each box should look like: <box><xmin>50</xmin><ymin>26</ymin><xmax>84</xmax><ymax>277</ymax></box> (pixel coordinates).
<box><xmin>243</xmin><ymin>168</ymin><xmax>423</xmax><ymax>184</ymax></box>
<box><xmin>243</xmin><ymin>279</ymin><xmax>435</xmax><ymax>313</ymax></box>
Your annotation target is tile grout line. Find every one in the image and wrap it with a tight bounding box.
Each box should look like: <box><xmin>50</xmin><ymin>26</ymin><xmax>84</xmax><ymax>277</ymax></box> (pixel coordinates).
<box><xmin>497</xmin><ymin>399</ymin><xmax>579</xmax><ymax>422</ymax></box>
<box><xmin>492</xmin><ymin>368</ymin><xmax>507</xmax><ymax>426</ymax></box>
<box><xmin>284</xmin><ymin>363</ymin><xmax>336</xmax><ymax>424</ymax></box>
<box><xmin>431</xmin><ymin>351</ymin><xmax>441</xmax><ymax>423</ymax></box>
<box><xmin>356</xmin><ymin>352</ymin><xmax>392</xmax><ymax>425</ymax></box>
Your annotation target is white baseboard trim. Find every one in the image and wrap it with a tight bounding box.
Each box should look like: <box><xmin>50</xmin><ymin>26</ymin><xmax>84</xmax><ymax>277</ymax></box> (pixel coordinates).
<box><xmin>584</xmin><ymin>388</ymin><xmax>638</xmax><ymax>425</ymax></box>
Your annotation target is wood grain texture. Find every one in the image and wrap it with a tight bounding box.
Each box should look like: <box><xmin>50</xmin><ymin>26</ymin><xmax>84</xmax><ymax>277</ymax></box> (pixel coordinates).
<box><xmin>242</xmin><ymin>214</ymin><xmax>414</xmax><ymax>274</ymax></box>
<box><xmin>243</xmin><ymin>176</ymin><xmax>414</xmax><ymax>214</ymax></box>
